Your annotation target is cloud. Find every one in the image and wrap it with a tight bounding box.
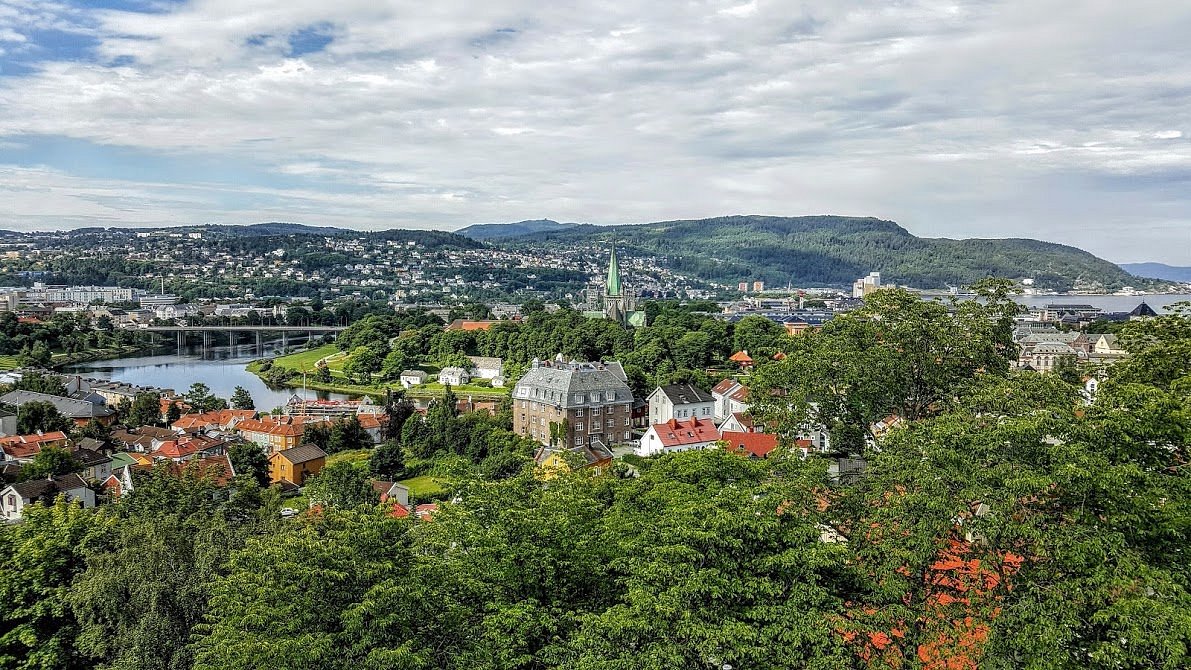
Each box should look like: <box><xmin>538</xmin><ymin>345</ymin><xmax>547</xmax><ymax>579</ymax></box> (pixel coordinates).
<box><xmin>0</xmin><ymin>0</ymin><xmax>1188</xmax><ymax>263</ymax></box>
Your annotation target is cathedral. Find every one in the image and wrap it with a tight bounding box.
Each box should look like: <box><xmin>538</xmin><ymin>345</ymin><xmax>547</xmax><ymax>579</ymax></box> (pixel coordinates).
<box><xmin>583</xmin><ymin>245</ymin><xmax>646</xmax><ymax>327</ymax></box>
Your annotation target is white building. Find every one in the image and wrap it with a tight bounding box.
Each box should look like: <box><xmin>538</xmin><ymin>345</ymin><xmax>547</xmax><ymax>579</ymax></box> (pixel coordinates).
<box><xmin>399</xmin><ymin>370</ymin><xmax>428</xmax><ymax>388</ymax></box>
<box><xmin>711</xmin><ymin>379</ymin><xmax>750</xmax><ymax>423</ymax></box>
<box><xmin>646</xmin><ymin>383</ymin><xmax>714</xmax><ymax>425</ymax></box>
<box><xmin>0</xmin><ymin>474</ymin><xmax>96</xmax><ymax>522</ymax></box>
<box><xmin>438</xmin><ymin>367</ymin><xmax>471</xmax><ymax>386</ymax></box>
<box><xmin>637</xmin><ymin>417</ymin><xmax>720</xmax><ymax>457</ymax></box>
<box><xmin>852</xmin><ymin>272</ymin><xmax>881</xmax><ymax>298</ymax></box>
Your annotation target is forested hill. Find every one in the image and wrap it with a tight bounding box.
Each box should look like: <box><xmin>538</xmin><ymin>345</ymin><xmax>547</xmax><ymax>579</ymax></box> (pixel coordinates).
<box><xmin>480</xmin><ymin>215</ymin><xmax>1144</xmax><ymax>291</ymax></box>
<box><xmin>456</xmin><ymin>219</ymin><xmax>577</xmax><ymax>240</ymax></box>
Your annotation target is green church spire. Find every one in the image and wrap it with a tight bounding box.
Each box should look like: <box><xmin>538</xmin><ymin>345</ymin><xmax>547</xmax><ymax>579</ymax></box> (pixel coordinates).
<box><xmin>606</xmin><ymin>244</ymin><xmax>621</xmax><ymax>296</ymax></box>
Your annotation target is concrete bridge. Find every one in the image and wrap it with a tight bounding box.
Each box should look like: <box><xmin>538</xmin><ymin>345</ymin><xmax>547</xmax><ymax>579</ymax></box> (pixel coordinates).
<box><xmin>139</xmin><ymin>325</ymin><xmax>346</xmax><ymax>352</ymax></box>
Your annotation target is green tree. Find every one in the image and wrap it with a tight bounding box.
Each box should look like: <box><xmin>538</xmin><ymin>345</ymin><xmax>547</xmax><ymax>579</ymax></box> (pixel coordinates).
<box><xmin>0</xmin><ymin>497</ymin><xmax>111</xmax><ymax>670</ymax></box>
<box><xmin>18</xmin><ymin>446</ymin><xmax>83</xmax><ymax>481</ymax></box>
<box><xmin>227</xmin><ymin>442</ymin><xmax>270</xmax><ymax>488</ymax></box>
<box><xmin>327</xmin><ymin>415</ymin><xmax>373</xmax><ymax>454</ymax></box>
<box><xmin>368</xmin><ymin>440</ymin><xmax>405</xmax><ymax>479</ymax></box>
<box><xmin>16</xmin><ymin>400</ymin><xmax>73</xmax><ymax>435</ymax></box>
<box><xmin>184</xmin><ymin>383</ymin><xmax>227</xmax><ymax>413</ymax></box>
<box><xmin>78</xmin><ymin>419</ymin><xmax>112</xmax><ymax>442</ymax></box>
<box><xmin>125</xmin><ymin>392</ymin><xmax>162</xmax><ymax>428</ymax></box>
<box><xmin>314</xmin><ymin>361</ymin><xmax>332</xmax><ymax>383</ymax></box>
<box><xmin>229</xmin><ymin>386</ymin><xmax>255</xmax><ymax>411</ymax></box>
<box><xmin>13</xmin><ymin>371</ymin><xmax>68</xmax><ymax>396</ymax></box>
<box><xmin>303</xmin><ymin>462</ymin><xmax>379</xmax><ymax>509</ymax></box>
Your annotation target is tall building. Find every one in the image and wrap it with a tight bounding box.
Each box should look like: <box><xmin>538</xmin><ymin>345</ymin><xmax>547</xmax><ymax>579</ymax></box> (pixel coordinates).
<box><xmin>583</xmin><ymin>244</ymin><xmax>646</xmax><ymax>327</ymax></box>
<box><xmin>512</xmin><ymin>357</ymin><xmax>635</xmax><ymax>448</ymax></box>
<box><xmin>852</xmin><ymin>272</ymin><xmax>881</xmax><ymax>298</ymax></box>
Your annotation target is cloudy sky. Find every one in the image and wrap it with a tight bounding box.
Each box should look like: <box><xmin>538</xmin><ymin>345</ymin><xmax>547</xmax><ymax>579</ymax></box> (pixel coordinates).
<box><xmin>0</xmin><ymin>0</ymin><xmax>1188</xmax><ymax>262</ymax></box>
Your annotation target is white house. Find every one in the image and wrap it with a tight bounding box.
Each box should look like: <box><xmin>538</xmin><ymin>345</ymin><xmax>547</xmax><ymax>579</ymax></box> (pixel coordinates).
<box><xmin>647</xmin><ymin>383</ymin><xmax>714</xmax><ymax>425</ymax></box>
<box><xmin>438</xmin><ymin>367</ymin><xmax>471</xmax><ymax>386</ymax></box>
<box><xmin>711</xmin><ymin>379</ymin><xmax>749</xmax><ymax>423</ymax></box>
<box><xmin>467</xmin><ymin>356</ymin><xmax>504</xmax><ymax>380</ymax></box>
<box><xmin>637</xmin><ymin>417</ymin><xmax>720</xmax><ymax>457</ymax></box>
<box><xmin>73</xmin><ymin>448</ymin><xmax>113</xmax><ymax>482</ymax></box>
<box><xmin>0</xmin><ymin>474</ymin><xmax>96</xmax><ymax>522</ymax></box>
<box><xmin>399</xmin><ymin>370</ymin><xmax>428</xmax><ymax>388</ymax></box>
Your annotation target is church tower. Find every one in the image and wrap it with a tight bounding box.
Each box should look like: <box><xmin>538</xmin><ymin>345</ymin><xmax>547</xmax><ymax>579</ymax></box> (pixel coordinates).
<box><xmin>603</xmin><ymin>244</ymin><xmax>628</xmax><ymax>323</ymax></box>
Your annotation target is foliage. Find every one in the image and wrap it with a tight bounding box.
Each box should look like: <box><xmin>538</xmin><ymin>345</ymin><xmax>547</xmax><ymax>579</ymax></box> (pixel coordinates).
<box><xmin>184</xmin><ymin>383</ymin><xmax>227</xmax><ymax>414</ymax></box>
<box><xmin>229</xmin><ymin>386</ymin><xmax>255</xmax><ymax>411</ymax></box>
<box><xmin>302</xmin><ymin>462</ymin><xmax>379</xmax><ymax>510</ymax></box>
<box><xmin>12</xmin><ymin>371</ymin><xmax>68</xmax><ymax>397</ymax></box>
<box><xmin>368</xmin><ymin>441</ymin><xmax>405</xmax><ymax>479</ymax></box>
<box><xmin>125</xmin><ymin>392</ymin><xmax>163</xmax><ymax>428</ymax></box>
<box><xmin>227</xmin><ymin>442</ymin><xmax>270</xmax><ymax>488</ymax></box>
<box><xmin>19</xmin><ymin>446</ymin><xmax>83</xmax><ymax>482</ymax></box>
<box><xmin>16</xmin><ymin>400</ymin><xmax>73</xmax><ymax>435</ymax></box>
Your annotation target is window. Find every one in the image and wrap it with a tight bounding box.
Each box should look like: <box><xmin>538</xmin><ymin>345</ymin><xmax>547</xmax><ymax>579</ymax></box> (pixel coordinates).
<box><xmin>606</xmin><ymin>419</ymin><xmax>614</xmax><ymax>427</ymax></box>
<box><xmin>606</xmin><ymin>391</ymin><xmax>616</xmax><ymax>401</ymax></box>
<box><xmin>624</xmin><ymin>431</ymin><xmax>631</xmax><ymax>441</ymax></box>
<box><xmin>624</xmin><ymin>418</ymin><xmax>630</xmax><ymax>426</ymax></box>
<box><xmin>592</xmin><ymin>407</ymin><xmax>601</xmax><ymax>415</ymax></box>
<box><xmin>576</xmin><ymin>409</ymin><xmax>584</xmax><ymax>417</ymax></box>
<box><xmin>573</xmin><ymin>394</ymin><xmax>583</xmax><ymax>404</ymax></box>
<box><xmin>702</xmin><ymin>407</ymin><xmax>709</xmax><ymax>415</ymax></box>
<box><xmin>575</xmin><ymin>423</ymin><xmax>584</xmax><ymax>432</ymax></box>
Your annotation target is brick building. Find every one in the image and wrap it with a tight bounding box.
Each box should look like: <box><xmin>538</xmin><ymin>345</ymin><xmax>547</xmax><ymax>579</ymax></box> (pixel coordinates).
<box><xmin>513</xmin><ymin>358</ymin><xmax>635</xmax><ymax>449</ymax></box>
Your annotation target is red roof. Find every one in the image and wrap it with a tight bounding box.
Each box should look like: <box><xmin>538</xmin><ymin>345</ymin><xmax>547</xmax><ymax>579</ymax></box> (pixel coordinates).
<box><xmin>172</xmin><ymin>409</ymin><xmax>256</xmax><ymax>431</ymax></box>
<box><xmin>721</xmin><ymin>431</ymin><xmax>778</xmax><ymax>458</ymax></box>
<box><xmin>445</xmin><ymin>319</ymin><xmax>501</xmax><ymax>331</ymax></box>
<box><xmin>651</xmin><ymin>417</ymin><xmax>720</xmax><ymax>448</ymax></box>
<box><xmin>415</xmin><ymin>503</ymin><xmax>438</xmax><ymax>520</ymax></box>
<box><xmin>712</xmin><ymin>378</ymin><xmax>741</xmax><ymax>395</ymax></box>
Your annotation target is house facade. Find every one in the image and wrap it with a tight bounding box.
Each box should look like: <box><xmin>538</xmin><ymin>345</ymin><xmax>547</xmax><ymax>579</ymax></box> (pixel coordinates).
<box><xmin>268</xmin><ymin>444</ymin><xmax>327</xmax><ymax>486</ymax></box>
<box><xmin>513</xmin><ymin>358</ymin><xmax>635</xmax><ymax>449</ymax></box>
<box><xmin>0</xmin><ymin>473</ymin><xmax>95</xmax><ymax>522</ymax></box>
<box><xmin>638</xmin><ymin>417</ymin><xmax>720</xmax><ymax>457</ymax></box>
<box><xmin>647</xmin><ymin>383</ymin><xmax>714</xmax><ymax>425</ymax></box>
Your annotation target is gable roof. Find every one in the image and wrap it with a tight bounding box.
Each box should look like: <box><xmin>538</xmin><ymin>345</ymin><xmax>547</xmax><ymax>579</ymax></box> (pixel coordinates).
<box><xmin>0</xmin><ymin>390</ymin><xmax>115</xmax><ymax>419</ymax></box>
<box><xmin>655</xmin><ymin>383</ymin><xmax>713</xmax><ymax>405</ymax></box>
<box><xmin>712</xmin><ymin>378</ymin><xmax>742</xmax><ymax>396</ymax></box>
<box><xmin>721</xmin><ymin>431</ymin><xmax>779</xmax><ymax>459</ymax></box>
<box><xmin>729</xmin><ymin>350</ymin><xmax>753</xmax><ymax>364</ymax></box>
<box><xmin>273</xmin><ymin>443</ymin><xmax>327</xmax><ymax>465</ymax></box>
<box><xmin>7</xmin><ymin>472</ymin><xmax>89</xmax><ymax>499</ymax></box>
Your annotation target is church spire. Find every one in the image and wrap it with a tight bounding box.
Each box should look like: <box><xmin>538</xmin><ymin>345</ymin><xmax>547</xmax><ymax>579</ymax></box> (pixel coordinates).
<box><xmin>605</xmin><ymin>243</ymin><xmax>621</xmax><ymax>296</ymax></box>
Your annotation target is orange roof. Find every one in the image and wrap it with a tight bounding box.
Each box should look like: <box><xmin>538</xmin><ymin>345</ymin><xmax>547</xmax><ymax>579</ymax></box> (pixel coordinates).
<box><xmin>729</xmin><ymin>350</ymin><xmax>753</xmax><ymax>364</ymax></box>
<box><xmin>721</xmin><ymin>431</ymin><xmax>778</xmax><ymax>458</ymax></box>
<box><xmin>168</xmin><ymin>455</ymin><xmax>234</xmax><ymax>486</ymax></box>
<box><xmin>236</xmin><ymin>415</ymin><xmax>328</xmax><ymax>437</ymax></box>
<box><xmin>446</xmin><ymin>319</ymin><xmax>501</xmax><ymax>331</ymax></box>
<box><xmin>173</xmin><ymin>409</ymin><xmax>257</xmax><ymax>431</ymax></box>
<box><xmin>153</xmin><ymin>440</ymin><xmax>198</xmax><ymax>460</ymax></box>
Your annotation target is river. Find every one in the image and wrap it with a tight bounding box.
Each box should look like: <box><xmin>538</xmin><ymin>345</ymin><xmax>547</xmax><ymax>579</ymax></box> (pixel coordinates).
<box><xmin>67</xmin><ymin>346</ymin><xmax>354</xmax><ymax>413</ymax></box>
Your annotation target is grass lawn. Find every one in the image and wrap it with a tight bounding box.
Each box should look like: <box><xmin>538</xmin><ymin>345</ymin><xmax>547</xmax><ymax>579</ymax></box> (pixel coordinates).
<box><xmin>399</xmin><ymin>475</ymin><xmax>448</xmax><ymax>498</ymax></box>
<box><xmin>411</xmin><ymin>382</ymin><xmax>508</xmax><ymax>396</ymax></box>
<box><xmin>272</xmin><ymin>344</ymin><xmax>341</xmax><ymax>372</ymax></box>
<box><xmin>326</xmin><ymin>449</ymin><xmax>372</xmax><ymax>467</ymax></box>
<box><xmin>0</xmin><ymin>355</ymin><xmax>19</xmax><ymax>371</ymax></box>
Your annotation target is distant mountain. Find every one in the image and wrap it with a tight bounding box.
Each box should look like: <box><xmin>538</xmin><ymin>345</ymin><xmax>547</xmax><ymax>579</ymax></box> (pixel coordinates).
<box><xmin>489</xmin><ymin>214</ymin><xmax>1148</xmax><ymax>291</ymax></box>
<box><xmin>192</xmin><ymin>222</ymin><xmax>353</xmax><ymax>237</ymax></box>
<box><xmin>456</xmin><ymin>219</ymin><xmax>577</xmax><ymax>241</ymax></box>
<box><xmin>1120</xmin><ymin>262</ymin><xmax>1191</xmax><ymax>283</ymax></box>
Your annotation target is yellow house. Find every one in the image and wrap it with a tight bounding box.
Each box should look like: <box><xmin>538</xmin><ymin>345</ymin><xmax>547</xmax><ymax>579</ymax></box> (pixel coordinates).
<box><xmin>268</xmin><ymin>444</ymin><xmax>327</xmax><ymax>487</ymax></box>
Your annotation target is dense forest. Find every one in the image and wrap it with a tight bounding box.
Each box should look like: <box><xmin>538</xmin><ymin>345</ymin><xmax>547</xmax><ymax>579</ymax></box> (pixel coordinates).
<box><xmin>2</xmin><ymin>290</ymin><xmax>1187</xmax><ymax>669</ymax></box>
<box><xmin>483</xmin><ymin>215</ymin><xmax>1147</xmax><ymax>291</ymax></box>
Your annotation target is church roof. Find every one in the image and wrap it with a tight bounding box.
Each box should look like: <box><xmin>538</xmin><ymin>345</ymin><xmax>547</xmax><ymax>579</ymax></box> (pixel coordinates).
<box><xmin>606</xmin><ymin>245</ymin><xmax>621</xmax><ymax>296</ymax></box>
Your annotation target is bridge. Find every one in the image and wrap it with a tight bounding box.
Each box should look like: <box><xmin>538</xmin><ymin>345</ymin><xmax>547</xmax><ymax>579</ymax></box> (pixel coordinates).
<box><xmin>138</xmin><ymin>325</ymin><xmax>347</xmax><ymax>352</ymax></box>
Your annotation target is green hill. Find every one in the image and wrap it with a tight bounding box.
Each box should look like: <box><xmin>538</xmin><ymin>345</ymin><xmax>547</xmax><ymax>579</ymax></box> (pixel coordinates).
<box><xmin>492</xmin><ymin>215</ymin><xmax>1145</xmax><ymax>291</ymax></box>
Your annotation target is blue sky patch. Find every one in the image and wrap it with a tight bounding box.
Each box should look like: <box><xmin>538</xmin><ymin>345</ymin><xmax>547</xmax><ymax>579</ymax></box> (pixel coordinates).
<box><xmin>287</xmin><ymin>24</ymin><xmax>335</xmax><ymax>57</ymax></box>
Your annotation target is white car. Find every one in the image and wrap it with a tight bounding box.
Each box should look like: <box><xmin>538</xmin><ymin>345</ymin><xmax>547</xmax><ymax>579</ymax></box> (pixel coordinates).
<box><xmin>279</xmin><ymin>507</ymin><xmax>299</xmax><ymax>518</ymax></box>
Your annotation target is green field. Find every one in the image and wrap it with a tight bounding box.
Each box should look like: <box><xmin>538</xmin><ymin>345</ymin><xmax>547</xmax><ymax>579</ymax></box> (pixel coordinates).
<box><xmin>0</xmin><ymin>355</ymin><xmax>18</xmax><ymax>371</ymax></box>
<box><xmin>326</xmin><ymin>449</ymin><xmax>372</xmax><ymax>467</ymax></box>
<box><xmin>272</xmin><ymin>344</ymin><xmax>343</xmax><ymax>372</ymax></box>
<box><xmin>398</xmin><ymin>475</ymin><xmax>448</xmax><ymax>498</ymax></box>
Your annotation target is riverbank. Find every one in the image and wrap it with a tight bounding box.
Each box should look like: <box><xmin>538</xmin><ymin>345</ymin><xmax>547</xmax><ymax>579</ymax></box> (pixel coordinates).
<box><xmin>248</xmin><ymin>345</ymin><xmax>511</xmax><ymax>401</ymax></box>
<box><xmin>0</xmin><ymin>343</ymin><xmax>154</xmax><ymax>372</ymax></box>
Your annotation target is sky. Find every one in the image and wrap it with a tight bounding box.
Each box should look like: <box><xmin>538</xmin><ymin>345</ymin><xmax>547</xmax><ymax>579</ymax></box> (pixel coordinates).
<box><xmin>0</xmin><ymin>0</ymin><xmax>1188</xmax><ymax>263</ymax></box>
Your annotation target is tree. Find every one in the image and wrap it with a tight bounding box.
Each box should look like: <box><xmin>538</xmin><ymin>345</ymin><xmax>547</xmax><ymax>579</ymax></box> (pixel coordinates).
<box><xmin>0</xmin><ymin>497</ymin><xmax>111</xmax><ymax>670</ymax></box>
<box><xmin>184</xmin><ymin>383</ymin><xmax>227</xmax><ymax>413</ymax></box>
<box><xmin>18</xmin><ymin>446</ymin><xmax>82</xmax><ymax>481</ymax></box>
<box><xmin>126</xmin><ymin>392</ymin><xmax>163</xmax><ymax>428</ymax></box>
<box><xmin>16</xmin><ymin>400</ymin><xmax>73</xmax><ymax>435</ymax></box>
<box><xmin>165</xmin><ymin>401</ymin><xmax>182</xmax><ymax>425</ymax></box>
<box><xmin>230</xmin><ymin>386</ymin><xmax>255</xmax><ymax>410</ymax></box>
<box><xmin>13</xmin><ymin>371</ymin><xmax>67</xmax><ymax>396</ymax></box>
<box><xmin>314</xmin><ymin>361</ymin><xmax>332</xmax><ymax>383</ymax></box>
<box><xmin>227</xmin><ymin>442</ymin><xmax>270</xmax><ymax>487</ymax></box>
<box><xmin>327</xmin><ymin>416</ymin><xmax>373</xmax><ymax>454</ymax></box>
<box><xmin>304</xmin><ymin>423</ymin><xmax>332</xmax><ymax>452</ymax></box>
<box><xmin>303</xmin><ymin>462</ymin><xmax>379</xmax><ymax>509</ymax></box>
<box><xmin>78</xmin><ymin>419</ymin><xmax>111</xmax><ymax>443</ymax></box>
<box><xmin>368</xmin><ymin>440</ymin><xmax>405</xmax><ymax>479</ymax></box>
